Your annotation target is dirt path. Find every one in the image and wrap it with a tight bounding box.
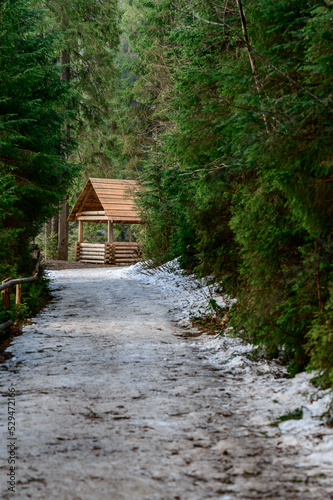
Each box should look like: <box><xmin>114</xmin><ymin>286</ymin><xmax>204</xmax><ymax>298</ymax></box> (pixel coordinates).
<box><xmin>0</xmin><ymin>268</ymin><xmax>332</xmax><ymax>499</ymax></box>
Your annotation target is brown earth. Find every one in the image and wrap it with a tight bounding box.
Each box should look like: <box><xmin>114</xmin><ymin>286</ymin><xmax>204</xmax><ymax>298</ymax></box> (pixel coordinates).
<box><xmin>43</xmin><ymin>260</ymin><xmax>115</xmax><ymax>270</ymax></box>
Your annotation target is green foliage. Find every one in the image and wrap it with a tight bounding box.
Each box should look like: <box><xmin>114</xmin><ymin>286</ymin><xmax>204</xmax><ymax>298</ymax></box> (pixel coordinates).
<box><xmin>270</xmin><ymin>408</ymin><xmax>303</xmax><ymax>427</ymax></box>
<box><xmin>0</xmin><ymin>309</ymin><xmax>12</xmax><ymax>325</ymax></box>
<box><xmin>115</xmin><ymin>0</ymin><xmax>333</xmax><ymax>385</ymax></box>
<box><xmin>35</xmin><ymin>232</ymin><xmax>58</xmax><ymax>260</ymax></box>
<box><xmin>0</xmin><ymin>0</ymin><xmax>78</xmax><ymax>280</ymax></box>
<box><xmin>306</xmin><ymin>290</ymin><xmax>333</xmax><ymax>388</ymax></box>
<box><xmin>32</xmin><ymin>0</ymin><xmax>121</xmax><ymax>183</ymax></box>
<box><xmin>0</xmin><ymin>270</ymin><xmax>51</xmax><ymax>327</ymax></box>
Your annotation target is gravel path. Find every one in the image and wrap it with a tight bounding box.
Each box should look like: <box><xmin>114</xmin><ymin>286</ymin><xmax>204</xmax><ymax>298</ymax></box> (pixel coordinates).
<box><xmin>0</xmin><ymin>268</ymin><xmax>332</xmax><ymax>499</ymax></box>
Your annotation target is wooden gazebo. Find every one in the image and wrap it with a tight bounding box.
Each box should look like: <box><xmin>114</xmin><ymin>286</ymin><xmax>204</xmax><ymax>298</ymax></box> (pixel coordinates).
<box><xmin>68</xmin><ymin>178</ymin><xmax>142</xmax><ymax>265</ymax></box>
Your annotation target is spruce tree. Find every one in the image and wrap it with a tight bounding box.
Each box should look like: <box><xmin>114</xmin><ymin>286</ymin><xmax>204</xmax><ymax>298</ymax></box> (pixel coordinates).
<box><xmin>0</xmin><ymin>0</ymin><xmax>77</xmax><ymax>277</ymax></box>
<box><xmin>115</xmin><ymin>0</ymin><xmax>333</xmax><ymax>381</ymax></box>
<box><xmin>32</xmin><ymin>0</ymin><xmax>120</xmax><ymax>258</ymax></box>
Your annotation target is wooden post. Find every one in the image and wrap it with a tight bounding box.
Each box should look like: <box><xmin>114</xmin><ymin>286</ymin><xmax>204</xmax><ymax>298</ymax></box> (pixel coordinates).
<box><xmin>1</xmin><ymin>279</ymin><xmax>11</xmax><ymax>310</ymax></box>
<box><xmin>111</xmin><ymin>243</ymin><xmax>115</xmax><ymax>264</ymax></box>
<box><xmin>78</xmin><ymin>220</ymin><xmax>83</xmax><ymax>243</ymax></box>
<box><xmin>1</xmin><ymin>290</ymin><xmax>10</xmax><ymax>310</ymax></box>
<box><xmin>74</xmin><ymin>242</ymin><xmax>80</xmax><ymax>261</ymax></box>
<box><xmin>15</xmin><ymin>284</ymin><xmax>22</xmax><ymax>305</ymax></box>
<box><xmin>107</xmin><ymin>220</ymin><xmax>113</xmax><ymax>243</ymax></box>
<box><xmin>75</xmin><ymin>221</ymin><xmax>82</xmax><ymax>262</ymax></box>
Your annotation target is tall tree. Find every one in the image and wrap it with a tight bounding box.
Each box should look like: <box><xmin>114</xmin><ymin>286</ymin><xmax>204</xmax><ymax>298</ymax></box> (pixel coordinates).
<box><xmin>0</xmin><ymin>0</ymin><xmax>77</xmax><ymax>277</ymax></box>
<box><xmin>115</xmin><ymin>0</ymin><xmax>333</xmax><ymax>383</ymax></box>
<box><xmin>34</xmin><ymin>0</ymin><xmax>120</xmax><ymax>259</ymax></box>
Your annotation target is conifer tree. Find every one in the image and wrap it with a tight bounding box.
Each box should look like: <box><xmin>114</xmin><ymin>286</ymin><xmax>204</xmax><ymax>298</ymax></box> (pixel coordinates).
<box><xmin>0</xmin><ymin>0</ymin><xmax>77</xmax><ymax>277</ymax></box>
<box><xmin>116</xmin><ymin>0</ymin><xmax>333</xmax><ymax>381</ymax></box>
<box><xmin>33</xmin><ymin>0</ymin><xmax>120</xmax><ymax>259</ymax></box>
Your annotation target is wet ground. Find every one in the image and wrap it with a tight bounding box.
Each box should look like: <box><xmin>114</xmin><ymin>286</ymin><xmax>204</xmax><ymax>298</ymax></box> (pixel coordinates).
<box><xmin>43</xmin><ymin>260</ymin><xmax>114</xmax><ymax>270</ymax></box>
<box><xmin>0</xmin><ymin>268</ymin><xmax>332</xmax><ymax>499</ymax></box>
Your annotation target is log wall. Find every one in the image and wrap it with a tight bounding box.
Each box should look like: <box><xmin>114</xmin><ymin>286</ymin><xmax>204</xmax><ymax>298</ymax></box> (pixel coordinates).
<box><xmin>112</xmin><ymin>242</ymin><xmax>142</xmax><ymax>266</ymax></box>
<box><xmin>75</xmin><ymin>242</ymin><xmax>142</xmax><ymax>265</ymax></box>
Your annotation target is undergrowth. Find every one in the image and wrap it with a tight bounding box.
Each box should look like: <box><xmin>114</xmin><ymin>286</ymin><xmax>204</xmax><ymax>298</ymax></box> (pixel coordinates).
<box><xmin>0</xmin><ymin>267</ymin><xmax>52</xmax><ymax>329</ymax></box>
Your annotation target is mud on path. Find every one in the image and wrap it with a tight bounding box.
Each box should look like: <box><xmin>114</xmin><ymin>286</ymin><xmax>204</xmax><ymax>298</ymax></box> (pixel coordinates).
<box><xmin>0</xmin><ymin>268</ymin><xmax>332</xmax><ymax>499</ymax></box>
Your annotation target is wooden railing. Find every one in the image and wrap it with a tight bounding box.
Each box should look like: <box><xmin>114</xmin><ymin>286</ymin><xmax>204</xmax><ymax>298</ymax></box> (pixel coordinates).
<box><xmin>0</xmin><ymin>255</ymin><xmax>42</xmax><ymax>333</ymax></box>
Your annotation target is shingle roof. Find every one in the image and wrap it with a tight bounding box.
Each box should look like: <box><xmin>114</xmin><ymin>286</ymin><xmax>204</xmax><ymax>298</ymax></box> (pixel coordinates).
<box><xmin>68</xmin><ymin>178</ymin><xmax>141</xmax><ymax>223</ymax></box>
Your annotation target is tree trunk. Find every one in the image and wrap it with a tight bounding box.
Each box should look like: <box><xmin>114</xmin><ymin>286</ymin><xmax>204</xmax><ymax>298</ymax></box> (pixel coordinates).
<box><xmin>234</xmin><ymin>0</ymin><xmax>269</xmax><ymax>131</ymax></box>
<box><xmin>57</xmin><ymin>198</ymin><xmax>69</xmax><ymax>260</ymax></box>
<box><xmin>57</xmin><ymin>47</ymin><xmax>70</xmax><ymax>261</ymax></box>
<box><xmin>46</xmin><ymin>218</ymin><xmax>52</xmax><ymax>237</ymax></box>
<box><xmin>51</xmin><ymin>214</ymin><xmax>59</xmax><ymax>244</ymax></box>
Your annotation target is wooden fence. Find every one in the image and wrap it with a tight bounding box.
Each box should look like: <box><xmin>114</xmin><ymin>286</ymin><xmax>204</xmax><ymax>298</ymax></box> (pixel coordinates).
<box><xmin>0</xmin><ymin>256</ymin><xmax>41</xmax><ymax>333</ymax></box>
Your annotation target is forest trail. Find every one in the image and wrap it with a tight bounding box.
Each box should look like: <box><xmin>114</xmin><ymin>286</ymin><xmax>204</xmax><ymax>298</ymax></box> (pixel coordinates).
<box><xmin>0</xmin><ymin>268</ymin><xmax>332</xmax><ymax>500</ymax></box>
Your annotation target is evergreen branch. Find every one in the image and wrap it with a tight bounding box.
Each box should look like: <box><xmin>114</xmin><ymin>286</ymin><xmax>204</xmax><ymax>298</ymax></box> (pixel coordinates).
<box><xmin>193</xmin><ymin>3</ymin><xmax>329</xmax><ymax>108</ymax></box>
<box><xmin>234</xmin><ymin>0</ymin><xmax>270</xmax><ymax>131</ymax></box>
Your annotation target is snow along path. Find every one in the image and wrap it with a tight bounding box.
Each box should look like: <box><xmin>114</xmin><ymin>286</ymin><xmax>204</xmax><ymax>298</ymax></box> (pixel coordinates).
<box><xmin>0</xmin><ymin>265</ymin><xmax>332</xmax><ymax>500</ymax></box>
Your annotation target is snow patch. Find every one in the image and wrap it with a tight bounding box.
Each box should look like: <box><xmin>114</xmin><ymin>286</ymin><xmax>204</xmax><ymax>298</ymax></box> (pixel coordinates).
<box><xmin>118</xmin><ymin>259</ymin><xmax>333</xmax><ymax>471</ymax></box>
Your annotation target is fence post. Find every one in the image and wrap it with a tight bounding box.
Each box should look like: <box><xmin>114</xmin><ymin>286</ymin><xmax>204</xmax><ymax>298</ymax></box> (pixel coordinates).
<box><xmin>111</xmin><ymin>243</ymin><xmax>115</xmax><ymax>264</ymax></box>
<box><xmin>75</xmin><ymin>242</ymin><xmax>80</xmax><ymax>261</ymax></box>
<box><xmin>16</xmin><ymin>284</ymin><xmax>22</xmax><ymax>305</ymax></box>
<box><xmin>1</xmin><ymin>279</ymin><xmax>11</xmax><ymax>310</ymax></box>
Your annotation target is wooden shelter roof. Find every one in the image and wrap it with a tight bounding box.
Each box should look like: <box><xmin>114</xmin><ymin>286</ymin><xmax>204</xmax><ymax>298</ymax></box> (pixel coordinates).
<box><xmin>68</xmin><ymin>178</ymin><xmax>142</xmax><ymax>224</ymax></box>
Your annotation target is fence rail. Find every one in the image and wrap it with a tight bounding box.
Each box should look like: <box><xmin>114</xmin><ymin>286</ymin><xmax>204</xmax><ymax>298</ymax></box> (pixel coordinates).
<box><xmin>0</xmin><ymin>274</ymin><xmax>39</xmax><ymax>292</ymax></box>
<box><xmin>0</xmin><ymin>254</ymin><xmax>42</xmax><ymax>333</ymax></box>
<box><xmin>0</xmin><ymin>319</ymin><xmax>15</xmax><ymax>333</ymax></box>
